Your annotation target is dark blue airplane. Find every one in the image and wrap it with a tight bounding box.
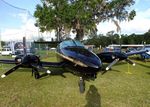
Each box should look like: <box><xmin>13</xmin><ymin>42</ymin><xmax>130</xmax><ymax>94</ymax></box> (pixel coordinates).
<box><xmin>0</xmin><ymin>38</ymin><xmax>147</xmax><ymax>93</ymax></box>
<box><xmin>0</xmin><ymin>39</ymin><xmax>102</xmax><ymax>93</ymax></box>
<box><xmin>139</xmin><ymin>47</ymin><xmax>150</xmax><ymax>60</ymax></box>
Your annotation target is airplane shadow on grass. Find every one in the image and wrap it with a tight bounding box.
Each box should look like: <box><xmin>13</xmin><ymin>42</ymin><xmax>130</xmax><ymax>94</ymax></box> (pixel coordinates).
<box><xmin>0</xmin><ymin>65</ymin><xmax>67</xmax><ymax>79</ymax></box>
<box><xmin>146</xmin><ymin>72</ymin><xmax>150</xmax><ymax>75</ymax></box>
<box><xmin>38</xmin><ymin>68</ymin><xmax>67</xmax><ymax>80</ymax></box>
<box><xmin>135</xmin><ymin>62</ymin><xmax>150</xmax><ymax>69</ymax></box>
<box><xmin>133</xmin><ymin>62</ymin><xmax>150</xmax><ymax>75</ymax></box>
<box><xmin>85</xmin><ymin>85</ymin><xmax>101</xmax><ymax>107</ymax></box>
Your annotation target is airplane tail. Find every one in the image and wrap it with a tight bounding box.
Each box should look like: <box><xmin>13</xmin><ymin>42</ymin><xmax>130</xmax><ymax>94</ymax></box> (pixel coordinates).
<box><xmin>126</xmin><ymin>50</ymin><xmax>148</xmax><ymax>56</ymax></box>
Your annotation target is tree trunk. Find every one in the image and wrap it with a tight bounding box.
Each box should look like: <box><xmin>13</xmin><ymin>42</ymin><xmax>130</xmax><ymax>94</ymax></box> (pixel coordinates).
<box><xmin>56</xmin><ymin>27</ymin><xmax>62</xmax><ymax>41</ymax></box>
<box><xmin>75</xmin><ymin>28</ymin><xmax>84</xmax><ymax>40</ymax></box>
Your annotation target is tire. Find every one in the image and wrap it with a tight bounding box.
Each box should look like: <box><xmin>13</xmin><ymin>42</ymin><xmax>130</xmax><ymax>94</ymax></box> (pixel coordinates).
<box><xmin>78</xmin><ymin>79</ymin><xmax>85</xmax><ymax>93</ymax></box>
<box><xmin>34</xmin><ymin>71</ymin><xmax>40</xmax><ymax>79</ymax></box>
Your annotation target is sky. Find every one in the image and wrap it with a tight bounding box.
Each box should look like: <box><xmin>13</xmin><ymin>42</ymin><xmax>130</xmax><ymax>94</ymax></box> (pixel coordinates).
<box><xmin>0</xmin><ymin>0</ymin><xmax>150</xmax><ymax>41</ymax></box>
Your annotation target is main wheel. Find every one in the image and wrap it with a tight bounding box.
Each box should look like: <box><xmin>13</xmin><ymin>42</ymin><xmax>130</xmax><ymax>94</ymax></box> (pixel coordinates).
<box><xmin>34</xmin><ymin>71</ymin><xmax>40</xmax><ymax>79</ymax></box>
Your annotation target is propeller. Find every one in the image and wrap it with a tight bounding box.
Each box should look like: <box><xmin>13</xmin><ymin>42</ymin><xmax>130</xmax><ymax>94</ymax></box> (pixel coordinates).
<box><xmin>105</xmin><ymin>57</ymin><xmax>135</xmax><ymax>71</ymax></box>
<box><xmin>102</xmin><ymin>57</ymin><xmax>135</xmax><ymax>75</ymax></box>
<box><xmin>101</xmin><ymin>58</ymin><xmax>119</xmax><ymax>75</ymax></box>
<box><xmin>1</xmin><ymin>64</ymin><xmax>22</xmax><ymax>78</ymax></box>
<box><xmin>105</xmin><ymin>58</ymin><xmax>119</xmax><ymax>71</ymax></box>
<box><xmin>125</xmin><ymin>58</ymin><xmax>135</xmax><ymax>66</ymax></box>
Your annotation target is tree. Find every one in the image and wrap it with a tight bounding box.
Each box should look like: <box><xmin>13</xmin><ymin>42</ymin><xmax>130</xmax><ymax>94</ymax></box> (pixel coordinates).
<box><xmin>34</xmin><ymin>0</ymin><xmax>136</xmax><ymax>40</ymax></box>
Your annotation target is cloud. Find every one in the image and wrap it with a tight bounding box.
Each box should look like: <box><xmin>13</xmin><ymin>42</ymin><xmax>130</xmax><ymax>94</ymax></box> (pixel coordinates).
<box><xmin>135</xmin><ymin>0</ymin><xmax>140</xmax><ymax>5</ymax></box>
<box><xmin>17</xmin><ymin>12</ymin><xmax>29</xmax><ymax>23</ymax></box>
<box><xmin>97</xmin><ymin>8</ymin><xmax>150</xmax><ymax>35</ymax></box>
<box><xmin>121</xmin><ymin>8</ymin><xmax>150</xmax><ymax>34</ymax></box>
<box><xmin>1</xmin><ymin>18</ymin><xmax>38</xmax><ymax>41</ymax></box>
<box><xmin>1</xmin><ymin>12</ymin><xmax>55</xmax><ymax>41</ymax></box>
<box><xmin>1</xmin><ymin>5</ymin><xmax>150</xmax><ymax>41</ymax></box>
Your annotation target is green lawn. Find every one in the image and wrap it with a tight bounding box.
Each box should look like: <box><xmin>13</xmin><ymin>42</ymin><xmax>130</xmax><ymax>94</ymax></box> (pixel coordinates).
<box><xmin>0</xmin><ymin>55</ymin><xmax>150</xmax><ymax>107</ymax></box>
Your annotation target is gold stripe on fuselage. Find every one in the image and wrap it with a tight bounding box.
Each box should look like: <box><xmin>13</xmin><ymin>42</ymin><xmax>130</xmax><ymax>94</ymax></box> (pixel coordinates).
<box><xmin>56</xmin><ymin>52</ymin><xmax>88</xmax><ymax>67</ymax></box>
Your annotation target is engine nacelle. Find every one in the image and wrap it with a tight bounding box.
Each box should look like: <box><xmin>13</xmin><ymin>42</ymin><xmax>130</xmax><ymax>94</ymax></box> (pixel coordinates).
<box><xmin>15</xmin><ymin>54</ymin><xmax>41</xmax><ymax>67</ymax></box>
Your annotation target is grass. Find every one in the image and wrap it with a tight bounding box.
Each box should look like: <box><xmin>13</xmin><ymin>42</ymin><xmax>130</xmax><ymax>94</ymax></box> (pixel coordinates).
<box><xmin>0</xmin><ymin>54</ymin><xmax>150</xmax><ymax>107</ymax></box>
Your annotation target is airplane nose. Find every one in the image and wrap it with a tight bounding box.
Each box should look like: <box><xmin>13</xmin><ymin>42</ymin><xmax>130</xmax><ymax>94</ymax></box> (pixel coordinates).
<box><xmin>80</xmin><ymin>55</ymin><xmax>102</xmax><ymax>69</ymax></box>
<box><xmin>63</xmin><ymin>47</ymin><xmax>102</xmax><ymax>69</ymax></box>
<box><xmin>87</xmin><ymin>62</ymin><xmax>101</xmax><ymax>69</ymax></box>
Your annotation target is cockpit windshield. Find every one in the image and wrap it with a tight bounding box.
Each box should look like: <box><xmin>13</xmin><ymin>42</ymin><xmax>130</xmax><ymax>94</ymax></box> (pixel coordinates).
<box><xmin>59</xmin><ymin>40</ymin><xmax>84</xmax><ymax>49</ymax></box>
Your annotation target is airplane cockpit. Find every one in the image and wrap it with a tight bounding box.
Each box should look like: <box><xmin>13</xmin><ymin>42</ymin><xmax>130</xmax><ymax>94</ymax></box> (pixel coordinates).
<box><xmin>59</xmin><ymin>40</ymin><xmax>84</xmax><ymax>49</ymax></box>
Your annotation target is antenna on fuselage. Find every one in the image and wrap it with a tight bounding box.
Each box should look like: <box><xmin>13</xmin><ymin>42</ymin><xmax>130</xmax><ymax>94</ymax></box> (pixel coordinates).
<box><xmin>23</xmin><ymin>37</ymin><xmax>27</xmax><ymax>55</ymax></box>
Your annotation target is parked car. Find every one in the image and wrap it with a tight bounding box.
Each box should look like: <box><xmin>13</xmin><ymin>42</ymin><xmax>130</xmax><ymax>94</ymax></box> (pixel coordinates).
<box><xmin>1</xmin><ymin>47</ymin><xmax>13</xmax><ymax>56</ymax></box>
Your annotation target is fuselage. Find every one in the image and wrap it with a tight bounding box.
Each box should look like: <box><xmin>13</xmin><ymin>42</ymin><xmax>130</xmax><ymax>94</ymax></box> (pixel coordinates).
<box><xmin>56</xmin><ymin>40</ymin><xmax>102</xmax><ymax>74</ymax></box>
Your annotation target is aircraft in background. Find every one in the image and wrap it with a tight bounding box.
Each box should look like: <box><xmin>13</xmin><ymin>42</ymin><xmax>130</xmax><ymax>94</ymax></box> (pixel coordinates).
<box><xmin>139</xmin><ymin>47</ymin><xmax>150</xmax><ymax>60</ymax></box>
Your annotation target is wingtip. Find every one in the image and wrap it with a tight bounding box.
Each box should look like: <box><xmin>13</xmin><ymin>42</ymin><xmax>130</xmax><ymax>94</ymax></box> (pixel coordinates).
<box><xmin>1</xmin><ymin>74</ymin><xmax>6</xmax><ymax>78</ymax></box>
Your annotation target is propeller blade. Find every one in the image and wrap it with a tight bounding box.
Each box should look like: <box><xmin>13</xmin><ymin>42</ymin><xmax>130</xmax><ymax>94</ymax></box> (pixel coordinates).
<box><xmin>102</xmin><ymin>58</ymin><xmax>119</xmax><ymax>75</ymax></box>
<box><xmin>1</xmin><ymin>64</ymin><xmax>22</xmax><ymax>78</ymax></box>
<box><xmin>105</xmin><ymin>58</ymin><xmax>119</xmax><ymax>71</ymax></box>
<box><xmin>125</xmin><ymin>58</ymin><xmax>135</xmax><ymax>66</ymax></box>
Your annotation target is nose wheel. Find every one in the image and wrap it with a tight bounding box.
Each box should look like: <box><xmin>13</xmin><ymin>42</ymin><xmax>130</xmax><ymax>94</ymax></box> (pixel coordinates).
<box><xmin>78</xmin><ymin>77</ymin><xmax>85</xmax><ymax>93</ymax></box>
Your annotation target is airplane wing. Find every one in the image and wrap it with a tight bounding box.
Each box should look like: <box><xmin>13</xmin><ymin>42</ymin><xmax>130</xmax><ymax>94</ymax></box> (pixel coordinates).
<box><xmin>0</xmin><ymin>59</ymin><xmax>16</xmax><ymax>64</ymax></box>
<box><xmin>41</xmin><ymin>61</ymin><xmax>66</xmax><ymax>67</ymax></box>
<box><xmin>126</xmin><ymin>50</ymin><xmax>148</xmax><ymax>56</ymax></box>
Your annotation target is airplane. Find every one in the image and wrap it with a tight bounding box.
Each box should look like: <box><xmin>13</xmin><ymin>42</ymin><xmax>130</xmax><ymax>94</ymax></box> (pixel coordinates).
<box><xmin>0</xmin><ymin>37</ymin><xmax>102</xmax><ymax>93</ymax></box>
<box><xmin>139</xmin><ymin>47</ymin><xmax>150</xmax><ymax>60</ymax></box>
<box><xmin>0</xmin><ymin>37</ymin><xmax>147</xmax><ymax>93</ymax></box>
<box><xmin>97</xmin><ymin>48</ymin><xmax>148</xmax><ymax>73</ymax></box>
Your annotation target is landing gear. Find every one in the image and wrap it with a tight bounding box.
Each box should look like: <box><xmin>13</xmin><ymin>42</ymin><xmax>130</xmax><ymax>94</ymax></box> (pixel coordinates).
<box><xmin>32</xmin><ymin>68</ymin><xmax>40</xmax><ymax>79</ymax></box>
<box><xmin>78</xmin><ymin>77</ymin><xmax>85</xmax><ymax>93</ymax></box>
<box><xmin>34</xmin><ymin>71</ymin><xmax>40</xmax><ymax>79</ymax></box>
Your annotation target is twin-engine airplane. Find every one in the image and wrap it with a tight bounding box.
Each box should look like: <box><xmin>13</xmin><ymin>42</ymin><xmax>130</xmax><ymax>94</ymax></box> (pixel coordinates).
<box><xmin>0</xmin><ymin>37</ymin><xmax>102</xmax><ymax>93</ymax></box>
<box><xmin>97</xmin><ymin>49</ymin><xmax>148</xmax><ymax>72</ymax></box>
<box><xmin>0</xmin><ymin>37</ymin><xmax>147</xmax><ymax>93</ymax></box>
